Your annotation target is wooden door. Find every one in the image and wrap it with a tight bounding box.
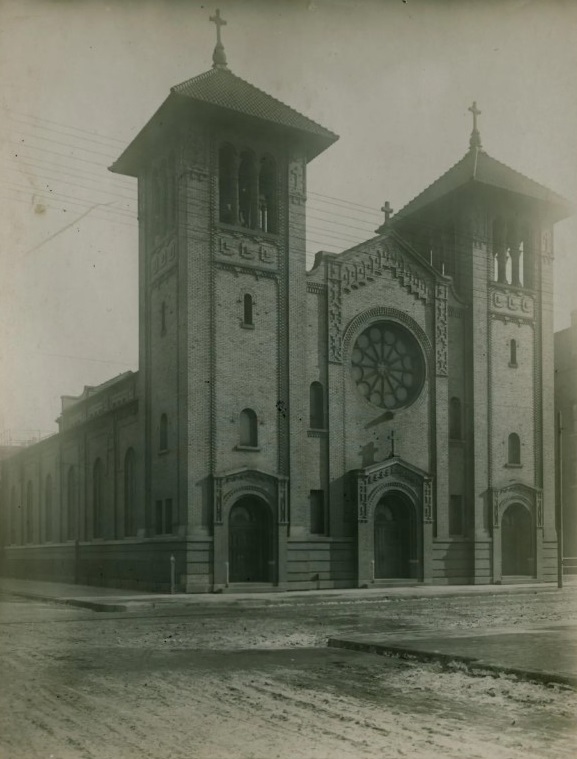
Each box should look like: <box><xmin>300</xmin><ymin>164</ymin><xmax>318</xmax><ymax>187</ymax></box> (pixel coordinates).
<box><xmin>502</xmin><ymin>502</ymin><xmax>533</xmax><ymax>576</ymax></box>
<box><xmin>374</xmin><ymin>498</ymin><xmax>411</xmax><ymax>578</ymax></box>
<box><xmin>229</xmin><ymin>498</ymin><xmax>270</xmax><ymax>582</ymax></box>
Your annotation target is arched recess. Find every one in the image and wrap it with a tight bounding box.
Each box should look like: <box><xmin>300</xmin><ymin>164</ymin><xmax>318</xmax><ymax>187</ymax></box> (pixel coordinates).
<box><xmin>501</xmin><ymin>502</ymin><xmax>533</xmax><ymax>576</ymax></box>
<box><xmin>93</xmin><ymin>459</ymin><xmax>104</xmax><ymax>539</ymax></box>
<box><xmin>449</xmin><ymin>397</ymin><xmax>462</xmax><ymax>440</ymax></box>
<box><xmin>26</xmin><ymin>481</ymin><xmax>33</xmax><ymax>544</ymax></box>
<box><xmin>219</xmin><ymin>143</ymin><xmax>237</xmax><ymax>224</ymax></box>
<box><xmin>309</xmin><ymin>381</ymin><xmax>325</xmax><ymax>429</ymax></box>
<box><xmin>508</xmin><ymin>433</ymin><xmax>521</xmax><ymax>465</ymax></box>
<box><xmin>239</xmin><ymin>408</ymin><xmax>258</xmax><ymax>447</ymax></box>
<box><xmin>10</xmin><ymin>485</ymin><xmax>17</xmax><ymax>544</ymax></box>
<box><xmin>373</xmin><ymin>489</ymin><xmax>418</xmax><ymax>579</ymax></box>
<box><xmin>238</xmin><ymin>150</ymin><xmax>257</xmax><ymax>229</ymax></box>
<box><xmin>258</xmin><ymin>154</ymin><xmax>277</xmax><ymax>233</ymax></box>
<box><xmin>45</xmin><ymin>474</ymin><xmax>53</xmax><ymax>543</ymax></box>
<box><xmin>67</xmin><ymin>466</ymin><xmax>76</xmax><ymax>541</ymax></box>
<box><xmin>228</xmin><ymin>496</ymin><xmax>273</xmax><ymax>582</ymax></box>
<box><xmin>124</xmin><ymin>448</ymin><xmax>136</xmax><ymax>538</ymax></box>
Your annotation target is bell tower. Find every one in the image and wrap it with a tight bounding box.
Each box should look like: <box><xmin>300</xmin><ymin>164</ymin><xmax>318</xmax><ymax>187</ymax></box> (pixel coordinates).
<box><xmin>384</xmin><ymin>103</ymin><xmax>572</xmax><ymax>584</ymax></box>
<box><xmin>110</xmin><ymin>11</ymin><xmax>338</xmax><ymax>590</ymax></box>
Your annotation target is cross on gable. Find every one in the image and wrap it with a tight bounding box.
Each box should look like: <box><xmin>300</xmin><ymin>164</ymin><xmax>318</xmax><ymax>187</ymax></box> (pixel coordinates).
<box><xmin>468</xmin><ymin>101</ymin><xmax>482</xmax><ymax>149</ymax></box>
<box><xmin>381</xmin><ymin>201</ymin><xmax>394</xmax><ymax>224</ymax></box>
<box><xmin>210</xmin><ymin>8</ymin><xmax>227</xmax><ymax>44</ymax></box>
<box><xmin>210</xmin><ymin>8</ymin><xmax>228</xmax><ymax>68</ymax></box>
<box><xmin>468</xmin><ymin>101</ymin><xmax>481</xmax><ymax>131</ymax></box>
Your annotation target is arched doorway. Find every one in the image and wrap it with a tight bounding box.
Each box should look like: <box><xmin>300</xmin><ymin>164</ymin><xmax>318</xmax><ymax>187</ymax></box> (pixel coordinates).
<box><xmin>374</xmin><ymin>492</ymin><xmax>415</xmax><ymax>579</ymax></box>
<box><xmin>502</xmin><ymin>502</ymin><xmax>533</xmax><ymax>576</ymax></box>
<box><xmin>229</xmin><ymin>496</ymin><xmax>272</xmax><ymax>583</ymax></box>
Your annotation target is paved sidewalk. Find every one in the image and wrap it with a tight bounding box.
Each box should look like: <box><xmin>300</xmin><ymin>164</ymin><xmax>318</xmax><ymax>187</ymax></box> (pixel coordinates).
<box><xmin>0</xmin><ymin>575</ymin><xmax>563</xmax><ymax>612</ymax></box>
<box><xmin>328</xmin><ymin>624</ymin><xmax>577</xmax><ymax>687</ymax></box>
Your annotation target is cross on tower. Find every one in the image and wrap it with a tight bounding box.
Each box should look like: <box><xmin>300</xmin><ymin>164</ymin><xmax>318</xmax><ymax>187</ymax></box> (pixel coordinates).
<box><xmin>381</xmin><ymin>201</ymin><xmax>394</xmax><ymax>224</ymax></box>
<box><xmin>468</xmin><ymin>101</ymin><xmax>482</xmax><ymax>150</ymax></box>
<box><xmin>210</xmin><ymin>9</ymin><xmax>228</xmax><ymax>68</ymax></box>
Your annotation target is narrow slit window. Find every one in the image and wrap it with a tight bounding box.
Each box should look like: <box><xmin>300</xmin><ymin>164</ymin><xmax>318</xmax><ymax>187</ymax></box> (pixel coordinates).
<box><xmin>510</xmin><ymin>339</ymin><xmax>517</xmax><ymax>366</ymax></box>
<box><xmin>243</xmin><ymin>294</ymin><xmax>253</xmax><ymax>326</ymax></box>
<box><xmin>161</xmin><ymin>301</ymin><xmax>167</xmax><ymax>335</ymax></box>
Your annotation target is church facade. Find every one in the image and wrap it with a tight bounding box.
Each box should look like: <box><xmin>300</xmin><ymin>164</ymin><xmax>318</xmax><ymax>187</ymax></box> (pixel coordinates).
<box><xmin>1</xmin><ymin>27</ymin><xmax>572</xmax><ymax>592</ymax></box>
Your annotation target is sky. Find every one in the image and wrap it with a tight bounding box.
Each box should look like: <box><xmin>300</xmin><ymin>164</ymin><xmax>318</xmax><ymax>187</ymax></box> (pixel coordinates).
<box><xmin>0</xmin><ymin>0</ymin><xmax>576</xmax><ymax>439</ymax></box>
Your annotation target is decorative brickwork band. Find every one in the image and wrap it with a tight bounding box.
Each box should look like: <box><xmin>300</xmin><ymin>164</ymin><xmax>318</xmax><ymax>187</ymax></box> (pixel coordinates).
<box><xmin>423</xmin><ymin>477</ymin><xmax>433</xmax><ymax>523</ymax></box>
<box><xmin>353</xmin><ymin>457</ymin><xmax>429</xmax><ymax>524</ymax></box>
<box><xmin>491</xmin><ymin>482</ymin><xmax>541</xmax><ymax>529</ymax></box>
<box><xmin>213</xmin><ymin>469</ymin><xmax>288</xmax><ymax>526</ymax></box>
<box><xmin>327</xmin><ymin>260</ymin><xmax>343</xmax><ymax>363</ymax></box>
<box><xmin>341</xmin><ymin>241</ymin><xmax>431</xmax><ymax>302</ymax></box>
<box><xmin>435</xmin><ymin>283</ymin><xmax>448</xmax><ymax>376</ymax></box>
<box><xmin>357</xmin><ymin>475</ymin><xmax>368</xmax><ymax>523</ymax></box>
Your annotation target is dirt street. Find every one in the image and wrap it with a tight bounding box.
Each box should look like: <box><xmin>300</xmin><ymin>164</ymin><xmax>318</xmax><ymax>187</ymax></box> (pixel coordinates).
<box><xmin>0</xmin><ymin>588</ymin><xmax>576</xmax><ymax>759</ymax></box>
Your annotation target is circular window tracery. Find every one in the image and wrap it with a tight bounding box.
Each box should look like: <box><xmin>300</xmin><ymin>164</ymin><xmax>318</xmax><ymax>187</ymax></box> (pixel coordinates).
<box><xmin>351</xmin><ymin>321</ymin><xmax>425</xmax><ymax>410</ymax></box>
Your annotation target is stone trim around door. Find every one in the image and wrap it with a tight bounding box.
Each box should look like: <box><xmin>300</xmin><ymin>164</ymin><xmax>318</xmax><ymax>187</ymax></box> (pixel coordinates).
<box><xmin>351</xmin><ymin>457</ymin><xmax>433</xmax><ymax>587</ymax></box>
<box><xmin>212</xmin><ymin>468</ymin><xmax>289</xmax><ymax>590</ymax></box>
<box><xmin>491</xmin><ymin>481</ymin><xmax>543</xmax><ymax>583</ymax></box>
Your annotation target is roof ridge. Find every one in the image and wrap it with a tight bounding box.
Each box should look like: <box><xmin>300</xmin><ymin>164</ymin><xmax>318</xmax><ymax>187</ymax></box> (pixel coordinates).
<box><xmin>171</xmin><ymin>66</ymin><xmax>338</xmax><ymax>140</ymax></box>
<box><xmin>223</xmin><ymin>68</ymin><xmax>338</xmax><ymax>140</ymax></box>
<box><xmin>478</xmin><ymin>149</ymin><xmax>571</xmax><ymax>205</ymax></box>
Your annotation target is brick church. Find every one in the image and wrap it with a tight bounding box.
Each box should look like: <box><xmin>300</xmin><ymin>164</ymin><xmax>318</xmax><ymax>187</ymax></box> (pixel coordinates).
<box><xmin>1</xmin><ymin>14</ymin><xmax>572</xmax><ymax>591</ymax></box>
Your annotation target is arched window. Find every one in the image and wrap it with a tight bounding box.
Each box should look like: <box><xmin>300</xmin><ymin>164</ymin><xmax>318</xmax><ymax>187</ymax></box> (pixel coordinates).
<box><xmin>493</xmin><ymin>217</ymin><xmax>507</xmax><ymax>283</ymax></box>
<box><xmin>67</xmin><ymin>466</ymin><xmax>76</xmax><ymax>541</ymax></box>
<box><xmin>159</xmin><ymin>413</ymin><xmax>168</xmax><ymax>452</ymax></box>
<box><xmin>259</xmin><ymin>155</ymin><xmax>277</xmax><ymax>233</ymax></box>
<box><xmin>26</xmin><ymin>481</ymin><xmax>33</xmax><ymax>544</ymax></box>
<box><xmin>521</xmin><ymin>226</ymin><xmax>533</xmax><ymax>289</ymax></box>
<box><xmin>10</xmin><ymin>485</ymin><xmax>17</xmax><ymax>545</ymax></box>
<box><xmin>508</xmin><ymin>433</ymin><xmax>521</xmax><ymax>465</ymax></box>
<box><xmin>243</xmin><ymin>293</ymin><xmax>253</xmax><ymax>326</ymax></box>
<box><xmin>239</xmin><ymin>408</ymin><xmax>258</xmax><ymax>447</ymax></box>
<box><xmin>151</xmin><ymin>166</ymin><xmax>160</xmax><ymax>236</ymax></box>
<box><xmin>166</xmin><ymin>152</ymin><xmax>175</xmax><ymax>229</ymax></box>
<box><xmin>124</xmin><ymin>448</ymin><xmax>136</xmax><ymax>538</ymax></box>
<box><xmin>449</xmin><ymin>397</ymin><xmax>462</xmax><ymax>440</ymax></box>
<box><xmin>309</xmin><ymin>382</ymin><xmax>325</xmax><ymax>429</ymax></box>
<box><xmin>219</xmin><ymin>143</ymin><xmax>237</xmax><ymax>224</ymax></box>
<box><xmin>238</xmin><ymin>150</ymin><xmax>256</xmax><ymax>229</ymax></box>
<box><xmin>45</xmin><ymin>474</ymin><xmax>53</xmax><ymax>543</ymax></box>
<box><xmin>510</xmin><ymin>339</ymin><xmax>517</xmax><ymax>366</ymax></box>
<box><xmin>93</xmin><ymin>459</ymin><xmax>104</xmax><ymax>539</ymax></box>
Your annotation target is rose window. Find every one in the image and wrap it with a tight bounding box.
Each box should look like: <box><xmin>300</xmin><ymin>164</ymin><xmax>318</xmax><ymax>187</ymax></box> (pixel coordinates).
<box><xmin>351</xmin><ymin>322</ymin><xmax>425</xmax><ymax>410</ymax></box>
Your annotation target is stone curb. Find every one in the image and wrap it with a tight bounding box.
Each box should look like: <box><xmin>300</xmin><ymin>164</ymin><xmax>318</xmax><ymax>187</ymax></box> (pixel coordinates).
<box><xmin>327</xmin><ymin>637</ymin><xmax>577</xmax><ymax>689</ymax></box>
